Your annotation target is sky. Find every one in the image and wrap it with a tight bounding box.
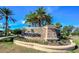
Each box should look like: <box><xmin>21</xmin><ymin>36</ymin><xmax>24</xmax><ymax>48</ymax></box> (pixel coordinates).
<box><xmin>0</xmin><ymin>6</ymin><xmax>79</xmax><ymax>30</ymax></box>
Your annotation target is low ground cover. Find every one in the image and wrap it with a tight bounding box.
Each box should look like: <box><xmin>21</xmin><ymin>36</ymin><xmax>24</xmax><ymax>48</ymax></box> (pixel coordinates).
<box><xmin>69</xmin><ymin>36</ymin><xmax>79</xmax><ymax>53</ymax></box>
<box><xmin>14</xmin><ymin>36</ymin><xmax>71</xmax><ymax>46</ymax></box>
<box><xmin>73</xmin><ymin>39</ymin><xmax>79</xmax><ymax>45</ymax></box>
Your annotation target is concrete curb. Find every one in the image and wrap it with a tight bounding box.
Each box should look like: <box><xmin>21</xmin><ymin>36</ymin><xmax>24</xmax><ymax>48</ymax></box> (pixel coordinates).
<box><xmin>0</xmin><ymin>35</ymin><xmax>17</xmax><ymax>40</ymax></box>
<box><xmin>14</xmin><ymin>40</ymin><xmax>76</xmax><ymax>52</ymax></box>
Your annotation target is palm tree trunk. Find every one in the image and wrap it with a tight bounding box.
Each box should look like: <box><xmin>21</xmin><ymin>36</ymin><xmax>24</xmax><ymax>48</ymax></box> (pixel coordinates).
<box><xmin>5</xmin><ymin>16</ymin><xmax>8</xmax><ymax>36</ymax></box>
<box><xmin>34</xmin><ymin>22</ymin><xmax>37</xmax><ymax>27</ymax></box>
<box><xmin>38</xmin><ymin>19</ymin><xmax>41</xmax><ymax>27</ymax></box>
<box><xmin>31</xmin><ymin>22</ymin><xmax>33</xmax><ymax>27</ymax></box>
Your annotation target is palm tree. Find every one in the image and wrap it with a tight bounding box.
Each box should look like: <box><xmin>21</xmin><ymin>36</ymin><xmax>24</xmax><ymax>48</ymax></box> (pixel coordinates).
<box><xmin>0</xmin><ymin>7</ymin><xmax>16</xmax><ymax>36</ymax></box>
<box><xmin>55</xmin><ymin>22</ymin><xmax>62</xmax><ymax>29</ymax></box>
<box><xmin>36</xmin><ymin>7</ymin><xmax>52</xmax><ymax>26</ymax></box>
<box><xmin>25</xmin><ymin>12</ymin><xmax>38</xmax><ymax>27</ymax></box>
<box><xmin>25</xmin><ymin>7</ymin><xmax>52</xmax><ymax>27</ymax></box>
<box><xmin>36</xmin><ymin>7</ymin><xmax>46</xmax><ymax>27</ymax></box>
<box><xmin>54</xmin><ymin>22</ymin><xmax>62</xmax><ymax>39</ymax></box>
<box><xmin>44</xmin><ymin>14</ymin><xmax>52</xmax><ymax>25</ymax></box>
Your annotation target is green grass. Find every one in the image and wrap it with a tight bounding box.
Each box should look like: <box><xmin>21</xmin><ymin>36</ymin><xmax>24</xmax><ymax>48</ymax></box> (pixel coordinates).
<box><xmin>0</xmin><ymin>38</ymin><xmax>44</xmax><ymax>53</ymax></box>
<box><xmin>0</xmin><ymin>41</ymin><xmax>44</xmax><ymax>53</ymax></box>
<box><xmin>0</xmin><ymin>42</ymin><xmax>13</xmax><ymax>48</ymax></box>
<box><xmin>73</xmin><ymin>39</ymin><xmax>79</xmax><ymax>45</ymax></box>
<box><xmin>69</xmin><ymin>38</ymin><xmax>79</xmax><ymax>53</ymax></box>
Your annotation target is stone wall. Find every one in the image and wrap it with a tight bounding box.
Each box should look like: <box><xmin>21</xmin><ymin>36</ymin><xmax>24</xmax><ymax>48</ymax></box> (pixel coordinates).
<box><xmin>44</xmin><ymin>25</ymin><xmax>58</xmax><ymax>41</ymax></box>
<box><xmin>22</xmin><ymin>25</ymin><xmax>58</xmax><ymax>41</ymax></box>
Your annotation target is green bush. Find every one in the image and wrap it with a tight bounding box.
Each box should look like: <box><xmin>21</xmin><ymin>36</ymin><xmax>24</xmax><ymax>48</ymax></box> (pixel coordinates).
<box><xmin>71</xmin><ymin>28</ymin><xmax>79</xmax><ymax>36</ymax></box>
<box><xmin>73</xmin><ymin>39</ymin><xmax>79</xmax><ymax>45</ymax></box>
<box><xmin>12</xmin><ymin>29</ymin><xmax>22</xmax><ymax>35</ymax></box>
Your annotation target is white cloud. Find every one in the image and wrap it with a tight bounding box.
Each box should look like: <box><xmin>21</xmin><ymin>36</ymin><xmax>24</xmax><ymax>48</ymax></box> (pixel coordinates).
<box><xmin>22</xmin><ymin>20</ymin><xmax>25</xmax><ymax>24</ymax></box>
<box><xmin>9</xmin><ymin>20</ymin><xmax>25</xmax><ymax>26</ymax></box>
<box><xmin>0</xmin><ymin>23</ymin><xmax>3</xmax><ymax>26</ymax></box>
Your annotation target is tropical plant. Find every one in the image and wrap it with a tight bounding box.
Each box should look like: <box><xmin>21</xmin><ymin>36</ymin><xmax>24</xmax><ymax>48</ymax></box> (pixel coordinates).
<box><xmin>55</xmin><ymin>22</ymin><xmax>62</xmax><ymax>29</ymax></box>
<box><xmin>36</xmin><ymin>7</ymin><xmax>52</xmax><ymax>26</ymax></box>
<box><xmin>0</xmin><ymin>7</ymin><xmax>16</xmax><ymax>36</ymax></box>
<box><xmin>25</xmin><ymin>12</ymin><xmax>37</xmax><ymax>27</ymax></box>
<box><xmin>25</xmin><ymin>7</ymin><xmax>52</xmax><ymax>27</ymax></box>
<box><xmin>72</xmin><ymin>27</ymin><xmax>79</xmax><ymax>35</ymax></box>
<box><xmin>54</xmin><ymin>22</ymin><xmax>62</xmax><ymax>39</ymax></box>
<box><xmin>36</xmin><ymin>7</ymin><xmax>46</xmax><ymax>26</ymax></box>
<box><xmin>12</xmin><ymin>29</ymin><xmax>22</xmax><ymax>35</ymax></box>
<box><xmin>61</xmin><ymin>25</ymin><xmax>74</xmax><ymax>39</ymax></box>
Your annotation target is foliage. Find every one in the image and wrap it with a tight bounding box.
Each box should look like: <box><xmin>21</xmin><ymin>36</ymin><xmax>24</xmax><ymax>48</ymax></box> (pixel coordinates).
<box><xmin>54</xmin><ymin>23</ymin><xmax>74</xmax><ymax>39</ymax></box>
<box><xmin>0</xmin><ymin>7</ymin><xmax>16</xmax><ymax>36</ymax></box>
<box><xmin>24</xmin><ymin>7</ymin><xmax>52</xmax><ymax>27</ymax></box>
<box><xmin>73</xmin><ymin>39</ymin><xmax>79</xmax><ymax>45</ymax></box>
<box><xmin>12</xmin><ymin>29</ymin><xmax>22</xmax><ymax>35</ymax></box>
<box><xmin>54</xmin><ymin>22</ymin><xmax>62</xmax><ymax>39</ymax></box>
<box><xmin>15</xmin><ymin>37</ymin><xmax>48</xmax><ymax>45</ymax></box>
<box><xmin>72</xmin><ymin>28</ymin><xmax>79</xmax><ymax>35</ymax></box>
<box><xmin>55</xmin><ymin>22</ymin><xmax>62</xmax><ymax>29</ymax></box>
<box><xmin>61</xmin><ymin>25</ymin><xmax>74</xmax><ymax>39</ymax></box>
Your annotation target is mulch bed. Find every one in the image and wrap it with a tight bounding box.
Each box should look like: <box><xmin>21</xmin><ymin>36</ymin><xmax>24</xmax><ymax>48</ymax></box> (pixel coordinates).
<box><xmin>14</xmin><ymin>36</ymin><xmax>71</xmax><ymax>46</ymax></box>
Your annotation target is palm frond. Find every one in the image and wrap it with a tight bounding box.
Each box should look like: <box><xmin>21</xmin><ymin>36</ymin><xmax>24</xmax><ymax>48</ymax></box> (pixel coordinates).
<box><xmin>0</xmin><ymin>8</ymin><xmax>5</xmax><ymax>16</ymax></box>
<box><xmin>0</xmin><ymin>15</ymin><xmax>3</xmax><ymax>20</ymax></box>
<box><xmin>0</xmin><ymin>7</ymin><xmax>13</xmax><ymax>16</ymax></box>
<box><xmin>9</xmin><ymin>17</ymin><xmax>16</xmax><ymax>23</ymax></box>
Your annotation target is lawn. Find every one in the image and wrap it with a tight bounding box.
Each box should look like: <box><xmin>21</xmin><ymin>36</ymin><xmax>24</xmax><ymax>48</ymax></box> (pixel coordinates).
<box><xmin>0</xmin><ymin>42</ymin><xmax>44</xmax><ymax>53</ymax></box>
<box><xmin>73</xmin><ymin>39</ymin><xmax>79</xmax><ymax>45</ymax></box>
<box><xmin>69</xmin><ymin>36</ymin><xmax>79</xmax><ymax>53</ymax></box>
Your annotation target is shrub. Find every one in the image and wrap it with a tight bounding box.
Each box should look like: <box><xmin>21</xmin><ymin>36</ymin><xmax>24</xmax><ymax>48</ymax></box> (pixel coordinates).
<box><xmin>12</xmin><ymin>29</ymin><xmax>22</xmax><ymax>35</ymax></box>
<box><xmin>15</xmin><ymin>37</ymin><xmax>48</xmax><ymax>45</ymax></box>
<box><xmin>73</xmin><ymin>39</ymin><xmax>79</xmax><ymax>45</ymax></box>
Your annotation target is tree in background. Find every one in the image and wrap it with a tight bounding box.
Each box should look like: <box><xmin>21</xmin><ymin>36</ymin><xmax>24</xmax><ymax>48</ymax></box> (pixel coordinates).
<box><xmin>0</xmin><ymin>7</ymin><xmax>16</xmax><ymax>36</ymax></box>
<box><xmin>54</xmin><ymin>22</ymin><xmax>62</xmax><ymax>39</ymax></box>
<box><xmin>12</xmin><ymin>29</ymin><xmax>22</xmax><ymax>35</ymax></box>
<box><xmin>61</xmin><ymin>25</ymin><xmax>74</xmax><ymax>39</ymax></box>
<box><xmin>55</xmin><ymin>22</ymin><xmax>62</xmax><ymax>29</ymax></box>
<box><xmin>25</xmin><ymin>12</ymin><xmax>38</xmax><ymax>27</ymax></box>
<box><xmin>54</xmin><ymin>23</ymin><xmax>74</xmax><ymax>39</ymax></box>
<box><xmin>72</xmin><ymin>28</ymin><xmax>79</xmax><ymax>35</ymax></box>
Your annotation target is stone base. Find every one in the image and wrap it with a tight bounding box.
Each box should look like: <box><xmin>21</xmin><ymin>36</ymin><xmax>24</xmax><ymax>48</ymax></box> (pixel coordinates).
<box><xmin>14</xmin><ymin>40</ymin><xmax>76</xmax><ymax>52</ymax></box>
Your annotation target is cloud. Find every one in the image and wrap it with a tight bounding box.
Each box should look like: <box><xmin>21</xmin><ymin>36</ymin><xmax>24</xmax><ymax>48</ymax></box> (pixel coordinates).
<box><xmin>22</xmin><ymin>20</ymin><xmax>25</xmax><ymax>24</ymax></box>
<box><xmin>0</xmin><ymin>23</ymin><xmax>3</xmax><ymax>26</ymax></box>
<box><xmin>9</xmin><ymin>20</ymin><xmax>26</xmax><ymax>26</ymax></box>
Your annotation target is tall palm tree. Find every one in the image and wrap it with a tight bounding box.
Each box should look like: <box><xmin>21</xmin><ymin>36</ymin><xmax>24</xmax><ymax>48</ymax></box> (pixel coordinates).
<box><xmin>44</xmin><ymin>14</ymin><xmax>52</xmax><ymax>25</ymax></box>
<box><xmin>36</xmin><ymin>7</ymin><xmax>52</xmax><ymax>27</ymax></box>
<box><xmin>25</xmin><ymin>12</ymin><xmax>37</xmax><ymax>27</ymax></box>
<box><xmin>36</xmin><ymin>7</ymin><xmax>46</xmax><ymax>27</ymax></box>
<box><xmin>25</xmin><ymin>7</ymin><xmax>52</xmax><ymax>27</ymax></box>
<box><xmin>0</xmin><ymin>7</ymin><xmax>16</xmax><ymax>36</ymax></box>
<box><xmin>55</xmin><ymin>22</ymin><xmax>62</xmax><ymax>29</ymax></box>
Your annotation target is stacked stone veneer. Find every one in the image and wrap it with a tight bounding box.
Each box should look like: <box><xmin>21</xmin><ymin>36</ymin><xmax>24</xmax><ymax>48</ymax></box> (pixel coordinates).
<box><xmin>22</xmin><ymin>25</ymin><xmax>58</xmax><ymax>41</ymax></box>
<box><xmin>43</xmin><ymin>25</ymin><xmax>58</xmax><ymax>41</ymax></box>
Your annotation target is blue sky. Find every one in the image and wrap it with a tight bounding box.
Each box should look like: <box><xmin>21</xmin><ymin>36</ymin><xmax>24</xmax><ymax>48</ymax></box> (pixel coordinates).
<box><xmin>0</xmin><ymin>6</ymin><xmax>79</xmax><ymax>30</ymax></box>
